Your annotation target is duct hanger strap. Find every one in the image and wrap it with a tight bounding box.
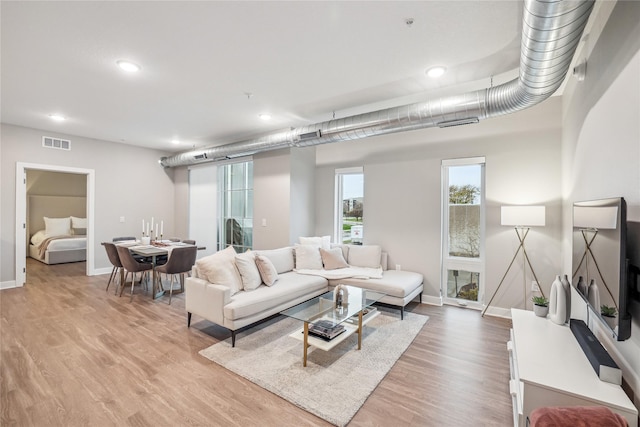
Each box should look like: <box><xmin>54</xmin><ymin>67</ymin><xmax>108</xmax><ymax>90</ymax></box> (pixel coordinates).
<box><xmin>160</xmin><ymin>0</ymin><xmax>594</xmax><ymax>168</ymax></box>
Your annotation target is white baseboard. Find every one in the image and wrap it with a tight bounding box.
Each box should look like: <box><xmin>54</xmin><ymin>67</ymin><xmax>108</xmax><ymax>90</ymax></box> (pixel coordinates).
<box><xmin>420</xmin><ymin>294</ymin><xmax>443</xmax><ymax>306</ymax></box>
<box><xmin>92</xmin><ymin>267</ymin><xmax>112</xmax><ymax>276</ymax></box>
<box><xmin>481</xmin><ymin>306</ymin><xmax>513</xmax><ymax>319</ymax></box>
<box><xmin>0</xmin><ymin>280</ymin><xmax>19</xmax><ymax>290</ymax></box>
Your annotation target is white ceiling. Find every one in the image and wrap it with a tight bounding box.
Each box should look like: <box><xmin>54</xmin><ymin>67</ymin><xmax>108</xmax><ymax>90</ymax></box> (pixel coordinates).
<box><xmin>1</xmin><ymin>1</ymin><xmax>526</xmax><ymax>153</ymax></box>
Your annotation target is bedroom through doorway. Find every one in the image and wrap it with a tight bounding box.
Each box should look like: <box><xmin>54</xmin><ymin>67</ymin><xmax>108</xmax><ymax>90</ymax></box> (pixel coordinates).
<box><xmin>15</xmin><ymin>163</ymin><xmax>95</xmax><ymax>287</ymax></box>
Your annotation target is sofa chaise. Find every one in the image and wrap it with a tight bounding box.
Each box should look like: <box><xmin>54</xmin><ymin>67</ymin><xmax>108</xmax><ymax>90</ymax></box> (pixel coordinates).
<box><xmin>185</xmin><ymin>241</ymin><xmax>423</xmax><ymax>346</ymax></box>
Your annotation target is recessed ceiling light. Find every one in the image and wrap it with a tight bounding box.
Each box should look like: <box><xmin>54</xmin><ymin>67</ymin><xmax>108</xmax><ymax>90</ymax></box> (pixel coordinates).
<box><xmin>171</xmin><ymin>139</ymin><xmax>180</xmax><ymax>145</ymax></box>
<box><xmin>426</xmin><ymin>66</ymin><xmax>446</xmax><ymax>78</ymax></box>
<box><xmin>49</xmin><ymin>114</ymin><xmax>65</xmax><ymax>121</ymax></box>
<box><xmin>116</xmin><ymin>60</ymin><xmax>141</xmax><ymax>72</ymax></box>
<box><xmin>258</xmin><ymin>113</ymin><xmax>272</xmax><ymax>121</ymax></box>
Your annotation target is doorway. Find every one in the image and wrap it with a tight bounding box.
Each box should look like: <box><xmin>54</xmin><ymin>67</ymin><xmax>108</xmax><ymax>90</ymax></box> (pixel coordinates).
<box><xmin>15</xmin><ymin>162</ymin><xmax>95</xmax><ymax>287</ymax></box>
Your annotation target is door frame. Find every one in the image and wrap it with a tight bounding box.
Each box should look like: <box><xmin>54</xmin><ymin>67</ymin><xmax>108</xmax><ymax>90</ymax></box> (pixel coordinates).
<box><xmin>15</xmin><ymin>162</ymin><xmax>95</xmax><ymax>286</ymax></box>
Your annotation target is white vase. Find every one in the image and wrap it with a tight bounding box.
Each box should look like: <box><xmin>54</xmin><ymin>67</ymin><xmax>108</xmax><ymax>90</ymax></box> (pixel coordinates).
<box><xmin>549</xmin><ymin>275</ymin><xmax>566</xmax><ymax>325</ymax></box>
<box><xmin>141</xmin><ymin>236</ymin><xmax>151</xmax><ymax>245</ymax></box>
<box><xmin>588</xmin><ymin>279</ymin><xmax>601</xmax><ymax>312</ymax></box>
<box><xmin>561</xmin><ymin>274</ymin><xmax>571</xmax><ymax>323</ymax></box>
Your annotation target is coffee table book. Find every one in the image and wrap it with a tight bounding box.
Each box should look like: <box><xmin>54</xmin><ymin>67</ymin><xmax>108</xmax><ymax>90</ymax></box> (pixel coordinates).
<box><xmin>289</xmin><ymin>309</ymin><xmax>380</xmax><ymax>351</ymax></box>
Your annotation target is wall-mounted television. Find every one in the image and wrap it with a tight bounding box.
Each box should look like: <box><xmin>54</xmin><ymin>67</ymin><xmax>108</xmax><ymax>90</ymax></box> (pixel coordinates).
<box><xmin>572</xmin><ymin>197</ymin><xmax>631</xmax><ymax>341</ymax></box>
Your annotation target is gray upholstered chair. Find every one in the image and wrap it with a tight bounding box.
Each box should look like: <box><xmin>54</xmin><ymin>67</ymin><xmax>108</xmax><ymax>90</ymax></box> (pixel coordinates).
<box><xmin>116</xmin><ymin>245</ymin><xmax>153</xmax><ymax>302</ymax></box>
<box><xmin>112</xmin><ymin>236</ymin><xmax>136</xmax><ymax>242</ymax></box>
<box><xmin>154</xmin><ymin>246</ymin><xmax>197</xmax><ymax>304</ymax></box>
<box><xmin>102</xmin><ymin>242</ymin><xmax>123</xmax><ymax>294</ymax></box>
<box><xmin>181</xmin><ymin>239</ymin><xmax>196</xmax><ymax>245</ymax></box>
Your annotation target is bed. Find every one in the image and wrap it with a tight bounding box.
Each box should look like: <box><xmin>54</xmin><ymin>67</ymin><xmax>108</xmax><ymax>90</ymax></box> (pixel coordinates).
<box><xmin>28</xmin><ymin>214</ymin><xmax>87</xmax><ymax>265</ymax></box>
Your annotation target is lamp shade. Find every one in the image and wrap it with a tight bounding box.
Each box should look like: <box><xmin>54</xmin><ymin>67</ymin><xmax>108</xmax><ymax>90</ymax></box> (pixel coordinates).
<box><xmin>573</xmin><ymin>206</ymin><xmax>618</xmax><ymax>229</ymax></box>
<box><xmin>501</xmin><ymin>206</ymin><xmax>546</xmax><ymax>227</ymax></box>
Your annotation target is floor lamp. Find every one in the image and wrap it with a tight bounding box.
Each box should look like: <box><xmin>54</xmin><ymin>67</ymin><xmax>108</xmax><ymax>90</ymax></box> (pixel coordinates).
<box><xmin>482</xmin><ymin>206</ymin><xmax>545</xmax><ymax>317</ymax></box>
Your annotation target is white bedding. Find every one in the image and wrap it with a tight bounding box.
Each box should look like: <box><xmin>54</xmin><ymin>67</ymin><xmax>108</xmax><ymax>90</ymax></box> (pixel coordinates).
<box><xmin>41</xmin><ymin>236</ymin><xmax>87</xmax><ymax>251</ymax></box>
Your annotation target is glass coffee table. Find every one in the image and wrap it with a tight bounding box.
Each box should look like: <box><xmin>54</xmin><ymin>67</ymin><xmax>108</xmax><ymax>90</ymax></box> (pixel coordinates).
<box><xmin>280</xmin><ymin>285</ymin><xmax>385</xmax><ymax>367</ymax></box>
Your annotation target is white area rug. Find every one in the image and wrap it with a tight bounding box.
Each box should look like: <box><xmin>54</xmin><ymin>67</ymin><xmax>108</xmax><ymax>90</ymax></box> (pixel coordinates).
<box><xmin>199</xmin><ymin>311</ymin><xmax>428</xmax><ymax>426</ymax></box>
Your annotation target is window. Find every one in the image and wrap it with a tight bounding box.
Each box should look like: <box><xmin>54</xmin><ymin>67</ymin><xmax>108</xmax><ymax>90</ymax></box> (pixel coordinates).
<box><xmin>441</xmin><ymin>157</ymin><xmax>485</xmax><ymax>306</ymax></box>
<box><xmin>218</xmin><ymin>161</ymin><xmax>253</xmax><ymax>252</ymax></box>
<box><xmin>335</xmin><ymin>167</ymin><xmax>364</xmax><ymax>244</ymax></box>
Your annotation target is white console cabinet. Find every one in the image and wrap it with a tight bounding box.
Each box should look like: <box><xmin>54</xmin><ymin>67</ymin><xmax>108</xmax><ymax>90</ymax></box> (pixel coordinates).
<box><xmin>508</xmin><ymin>309</ymin><xmax>637</xmax><ymax>427</ymax></box>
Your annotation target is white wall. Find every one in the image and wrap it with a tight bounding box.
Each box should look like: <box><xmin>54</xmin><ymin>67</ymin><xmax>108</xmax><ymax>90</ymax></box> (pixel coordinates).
<box><xmin>0</xmin><ymin>124</ymin><xmax>175</xmax><ymax>283</ymax></box>
<box><xmin>315</xmin><ymin>98</ymin><xmax>564</xmax><ymax>312</ymax></box>
<box><xmin>561</xmin><ymin>0</ymin><xmax>640</xmax><ymax>406</ymax></box>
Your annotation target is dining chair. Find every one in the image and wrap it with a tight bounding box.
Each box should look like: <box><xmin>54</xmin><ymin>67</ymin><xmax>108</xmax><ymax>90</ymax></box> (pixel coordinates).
<box><xmin>102</xmin><ymin>242</ymin><xmax>123</xmax><ymax>294</ymax></box>
<box><xmin>154</xmin><ymin>246</ymin><xmax>197</xmax><ymax>304</ymax></box>
<box><xmin>181</xmin><ymin>239</ymin><xmax>196</xmax><ymax>245</ymax></box>
<box><xmin>116</xmin><ymin>245</ymin><xmax>153</xmax><ymax>302</ymax></box>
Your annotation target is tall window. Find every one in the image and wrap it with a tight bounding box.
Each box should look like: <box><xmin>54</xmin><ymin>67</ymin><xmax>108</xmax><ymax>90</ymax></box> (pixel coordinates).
<box><xmin>218</xmin><ymin>161</ymin><xmax>253</xmax><ymax>252</ymax></box>
<box><xmin>441</xmin><ymin>157</ymin><xmax>485</xmax><ymax>306</ymax></box>
<box><xmin>335</xmin><ymin>167</ymin><xmax>364</xmax><ymax>245</ymax></box>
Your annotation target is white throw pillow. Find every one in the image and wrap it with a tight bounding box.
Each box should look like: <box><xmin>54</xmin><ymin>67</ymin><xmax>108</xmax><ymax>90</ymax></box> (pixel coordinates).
<box><xmin>299</xmin><ymin>236</ymin><xmax>331</xmax><ymax>250</ymax></box>
<box><xmin>254</xmin><ymin>247</ymin><xmax>294</xmax><ymax>274</ymax></box>
<box><xmin>44</xmin><ymin>216</ymin><xmax>71</xmax><ymax>237</ymax></box>
<box><xmin>295</xmin><ymin>245</ymin><xmax>323</xmax><ymax>270</ymax></box>
<box><xmin>347</xmin><ymin>245</ymin><xmax>382</xmax><ymax>268</ymax></box>
<box><xmin>70</xmin><ymin>216</ymin><xmax>87</xmax><ymax>228</ymax></box>
<box><xmin>235</xmin><ymin>251</ymin><xmax>262</xmax><ymax>291</ymax></box>
<box><xmin>320</xmin><ymin>247</ymin><xmax>349</xmax><ymax>270</ymax></box>
<box><xmin>195</xmin><ymin>246</ymin><xmax>243</xmax><ymax>295</ymax></box>
<box><xmin>255</xmin><ymin>255</ymin><xmax>278</xmax><ymax>286</ymax></box>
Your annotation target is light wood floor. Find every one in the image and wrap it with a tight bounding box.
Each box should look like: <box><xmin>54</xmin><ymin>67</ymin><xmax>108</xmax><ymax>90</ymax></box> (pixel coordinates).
<box><xmin>1</xmin><ymin>259</ymin><xmax>514</xmax><ymax>426</ymax></box>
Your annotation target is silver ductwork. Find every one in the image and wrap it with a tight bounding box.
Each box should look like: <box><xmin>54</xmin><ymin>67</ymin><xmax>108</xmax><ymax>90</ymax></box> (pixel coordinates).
<box><xmin>161</xmin><ymin>0</ymin><xmax>593</xmax><ymax>168</ymax></box>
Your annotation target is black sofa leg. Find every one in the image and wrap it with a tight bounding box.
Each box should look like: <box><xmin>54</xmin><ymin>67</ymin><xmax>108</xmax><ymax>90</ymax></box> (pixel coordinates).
<box><xmin>187</xmin><ymin>312</ymin><xmax>192</xmax><ymax>327</ymax></box>
<box><xmin>400</xmin><ymin>306</ymin><xmax>404</xmax><ymax>320</ymax></box>
<box><xmin>231</xmin><ymin>331</ymin><xmax>236</xmax><ymax>347</ymax></box>
<box><xmin>419</xmin><ymin>292</ymin><xmax>423</xmax><ymax>303</ymax></box>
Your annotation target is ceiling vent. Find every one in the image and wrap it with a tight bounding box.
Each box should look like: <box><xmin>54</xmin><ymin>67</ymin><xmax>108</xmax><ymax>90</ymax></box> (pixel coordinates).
<box><xmin>42</xmin><ymin>136</ymin><xmax>71</xmax><ymax>151</ymax></box>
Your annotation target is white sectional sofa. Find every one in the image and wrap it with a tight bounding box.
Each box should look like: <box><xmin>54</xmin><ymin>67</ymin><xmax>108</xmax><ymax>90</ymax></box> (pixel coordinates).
<box><xmin>185</xmin><ymin>242</ymin><xmax>423</xmax><ymax>346</ymax></box>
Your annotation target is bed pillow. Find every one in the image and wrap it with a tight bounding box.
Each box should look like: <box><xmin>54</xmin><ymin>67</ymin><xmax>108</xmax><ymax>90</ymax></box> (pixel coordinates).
<box><xmin>320</xmin><ymin>247</ymin><xmax>349</xmax><ymax>270</ymax></box>
<box><xmin>347</xmin><ymin>244</ymin><xmax>382</xmax><ymax>268</ymax></box>
<box><xmin>295</xmin><ymin>244</ymin><xmax>323</xmax><ymax>270</ymax></box>
<box><xmin>235</xmin><ymin>251</ymin><xmax>262</xmax><ymax>291</ymax></box>
<box><xmin>30</xmin><ymin>230</ymin><xmax>47</xmax><ymax>246</ymax></box>
<box><xmin>71</xmin><ymin>216</ymin><xmax>87</xmax><ymax>228</ymax></box>
<box><xmin>195</xmin><ymin>246</ymin><xmax>243</xmax><ymax>295</ymax></box>
<box><xmin>255</xmin><ymin>255</ymin><xmax>278</xmax><ymax>286</ymax></box>
<box><xmin>44</xmin><ymin>216</ymin><xmax>71</xmax><ymax>236</ymax></box>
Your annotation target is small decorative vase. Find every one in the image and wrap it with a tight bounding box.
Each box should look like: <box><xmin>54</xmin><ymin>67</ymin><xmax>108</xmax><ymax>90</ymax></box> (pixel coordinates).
<box><xmin>549</xmin><ymin>275</ymin><xmax>567</xmax><ymax>325</ymax></box>
<box><xmin>577</xmin><ymin>276</ymin><xmax>588</xmax><ymax>297</ymax></box>
<box><xmin>141</xmin><ymin>236</ymin><xmax>151</xmax><ymax>245</ymax></box>
<box><xmin>587</xmin><ymin>279</ymin><xmax>601</xmax><ymax>311</ymax></box>
<box><xmin>561</xmin><ymin>274</ymin><xmax>572</xmax><ymax>323</ymax></box>
<box><xmin>533</xmin><ymin>304</ymin><xmax>549</xmax><ymax>317</ymax></box>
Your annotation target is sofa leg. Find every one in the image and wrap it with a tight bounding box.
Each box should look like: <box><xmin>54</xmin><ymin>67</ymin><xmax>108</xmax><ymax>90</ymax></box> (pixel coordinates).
<box><xmin>187</xmin><ymin>312</ymin><xmax>192</xmax><ymax>327</ymax></box>
<box><xmin>419</xmin><ymin>292</ymin><xmax>423</xmax><ymax>303</ymax></box>
<box><xmin>231</xmin><ymin>331</ymin><xmax>236</xmax><ymax>347</ymax></box>
<box><xmin>400</xmin><ymin>306</ymin><xmax>404</xmax><ymax>320</ymax></box>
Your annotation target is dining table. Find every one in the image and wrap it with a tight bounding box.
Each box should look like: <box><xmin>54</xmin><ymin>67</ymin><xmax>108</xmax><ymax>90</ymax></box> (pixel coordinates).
<box><xmin>116</xmin><ymin>240</ymin><xmax>204</xmax><ymax>299</ymax></box>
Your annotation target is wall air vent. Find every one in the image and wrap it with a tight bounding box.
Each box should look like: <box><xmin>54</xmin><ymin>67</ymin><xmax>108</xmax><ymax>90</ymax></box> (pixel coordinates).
<box><xmin>193</xmin><ymin>153</ymin><xmax>208</xmax><ymax>161</ymax></box>
<box><xmin>42</xmin><ymin>136</ymin><xmax>71</xmax><ymax>150</ymax></box>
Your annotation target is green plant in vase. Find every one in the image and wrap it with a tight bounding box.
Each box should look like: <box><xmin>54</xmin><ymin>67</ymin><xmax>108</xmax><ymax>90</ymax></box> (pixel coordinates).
<box><xmin>600</xmin><ymin>304</ymin><xmax>618</xmax><ymax>330</ymax></box>
<box><xmin>532</xmin><ymin>296</ymin><xmax>549</xmax><ymax>317</ymax></box>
